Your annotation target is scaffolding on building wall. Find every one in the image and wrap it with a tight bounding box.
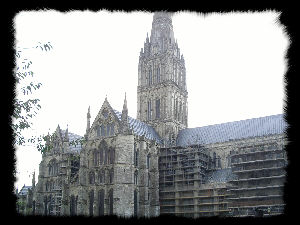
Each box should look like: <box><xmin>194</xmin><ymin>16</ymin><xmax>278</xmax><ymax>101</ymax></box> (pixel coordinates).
<box><xmin>227</xmin><ymin>140</ymin><xmax>287</xmax><ymax>217</ymax></box>
<box><xmin>158</xmin><ymin>145</ymin><xmax>228</xmax><ymax>218</ymax></box>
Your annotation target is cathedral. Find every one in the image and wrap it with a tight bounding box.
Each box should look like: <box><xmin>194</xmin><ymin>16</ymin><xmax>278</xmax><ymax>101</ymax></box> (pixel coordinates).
<box><xmin>23</xmin><ymin>12</ymin><xmax>287</xmax><ymax>218</ymax></box>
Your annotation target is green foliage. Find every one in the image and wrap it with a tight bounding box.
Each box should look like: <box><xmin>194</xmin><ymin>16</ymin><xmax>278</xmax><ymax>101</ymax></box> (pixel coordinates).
<box><xmin>13</xmin><ymin>42</ymin><xmax>53</xmax><ymax>150</ymax></box>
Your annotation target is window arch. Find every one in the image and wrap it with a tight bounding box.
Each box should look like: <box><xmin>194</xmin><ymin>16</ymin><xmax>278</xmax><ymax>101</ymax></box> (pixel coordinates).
<box><xmin>109</xmin><ymin>147</ymin><xmax>115</xmax><ymax>164</ymax></box>
<box><xmin>146</xmin><ymin>154</ymin><xmax>151</xmax><ymax>169</ymax></box>
<box><xmin>89</xmin><ymin>171</ymin><xmax>95</xmax><ymax>185</ymax></box>
<box><xmin>134</xmin><ymin>147</ymin><xmax>139</xmax><ymax>167</ymax></box>
<box><xmin>134</xmin><ymin>189</ymin><xmax>138</xmax><ymax>217</ymax></box>
<box><xmin>89</xmin><ymin>190</ymin><xmax>94</xmax><ymax>216</ymax></box>
<box><xmin>98</xmin><ymin>190</ymin><xmax>105</xmax><ymax>216</ymax></box>
<box><xmin>156</xmin><ymin>66</ymin><xmax>160</xmax><ymax>83</ymax></box>
<box><xmin>109</xmin><ymin>169</ymin><xmax>114</xmax><ymax>184</ymax></box>
<box><xmin>108</xmin><ymin>189</ymin><xmax>113</xmax><ymax>215</ymax></box>
<box><xmin>98</xmin><ymin>170</ymin><xmax>105</xmax><ymax>184</ymax></box>
<box><xmin>134</xmin><ymin>171</ymin><xmax>138</xmax><ymax>185</ymax></box>
<box><xmin>148</xmin><ymin>66</ymin><xmax>152</xmax><ymax>86</ymax></box>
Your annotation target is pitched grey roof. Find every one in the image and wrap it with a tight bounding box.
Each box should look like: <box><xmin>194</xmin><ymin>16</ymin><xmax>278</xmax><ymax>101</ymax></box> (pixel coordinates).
<box><xmin>177</xmin><ymin>114</ymin><xmax>287</xmax><ymax>147</ymax></box>
<box><xmin>113</xmin><ymin>110</ymin><xmax>162</xmax><ymax>144</ymax></box>
<box><xmin>19</xmin><ymin>186</ymin><xmax>32</xmax><ymax>196</ymax></box>
<box><xmin>205</xmin><ymin>168</ymin><xmax>237</xmax><ymax>184</ymax></box>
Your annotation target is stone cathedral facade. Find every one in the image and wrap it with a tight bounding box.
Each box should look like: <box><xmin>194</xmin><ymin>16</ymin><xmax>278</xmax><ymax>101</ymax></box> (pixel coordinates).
<box><xmin>28</xmin><ymin>12</ymin><xmax>287</xmax><ymax>218</ymax></box>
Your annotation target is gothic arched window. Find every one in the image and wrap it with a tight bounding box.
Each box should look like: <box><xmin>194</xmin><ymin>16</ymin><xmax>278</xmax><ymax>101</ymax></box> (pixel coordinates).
<box><xmin>156</xmin><ymin>99</ymin><xmax>160</xmax><ymax>119</ymax></box>
<box><xmin>98</xmin><ymin>170</ymin><xmax>104</xmax><ymax>184</ymax></box>
<box><xmin>147</xmin><ymin>154</ymin><xmax>151</xmax><ymax>169</ymax></box>
<box><xmin>110</xmin><ymin>123</ymin><xmax>115</xmax><ymax>135</ymax></box>
<box><xmin>98</xmin><ymin>190</ymin><xmax>105</xmax><ymax>216</ymax></box>
<box><xmin>134</xmin><ymin>171</ymin><xmax>138</xmax><ymax>185</ymax></box>
<box><xmin>89</xmin><ymin>171</ymin><xmax>95</xmax><ymax>185</ymax></box>
<box><xmin>157</xmin><ymin>66</ymin><xmax>160</xmax><ymax>83</ymax></box>
<box><xmin>134</xmin><ymin>189</ymin><xmax>138</xmax><ymax>217</ymax></box>
<box><xmin>147</xmin><ymin>100</ymin><xmax>152</xmax><ymax>120</ymax></box>
<box><xmin>109</xmin><ymin>169</ymin><xmax>114</xmax><ymax>184</ymax></box>
<box><xmin>134</xmin><ymin>147</ymin><xmax>139</xmax><ymax>167</ymax></box>
<box><xmin>108</xmin><ymin>189</ymin><xmax>113</xmax><ymax>215</ymax></box>
<box><xmin>148</xmin><ymin>66</ymin><xmax>152</xmax><ymax>86</ymax></box>
<box><xmin>97</xmin><ymin>126</ymin><xmax>100</xmax><ymax>137</ymax></box>
<box><xmin>110</xmin><ymin>148</ymin><xmax>115</xmax><ymax>164</ymax></box>
<box><xmin>89</xmin><ymin>190</ymin><xmax>94</xmax><ymax>216</ymax></box>
<box><xmin>99</xmin><ymin>149</ymin><xmax>103</xmax><ymax>165</ymax></box>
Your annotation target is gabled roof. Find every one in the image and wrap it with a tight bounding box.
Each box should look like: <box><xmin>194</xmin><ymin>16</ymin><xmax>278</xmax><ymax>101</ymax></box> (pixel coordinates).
<box><xmin>113</xmin><ymin>110</ymin><xmax>162</xmax><ymax>144</ymax></box>
<box><xmin>177</xmin><ymin>114</ymin><xmax>287</xmax><ymax>147</ymax></box>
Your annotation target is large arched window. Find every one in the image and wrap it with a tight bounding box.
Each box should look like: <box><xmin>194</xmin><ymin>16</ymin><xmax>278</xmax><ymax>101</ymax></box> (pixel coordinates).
<box><xmin>98</xmin><ymin>170</ymin><xmax>105</xmax><ymax>184</ymax></box>
<box><xmin>109</xmin><ymin>169</ymin><xmax>114</xmax><ymax>184</ymax></box>
<box><xmin>109</xmin><ymin>147</ymin><xmax>115</xmax><ymax>164</ymax></box>
<box><xmin>156</xmin><ymin>66</ymin><xmax>160</xmax><ymax>83</ymax></box>
<box><xmin>146</xmin><ymin>154</ymin><xmax>151</xmax><ymax>169</ymax></box>
<box><xmin>89</xmin><ymin>190</ymin><xmax>94</xmax><ymax>216</ymax></box>
<box><xmin>108</xmin><ymin>189</ymin><xmax>113</xmax><ymax>215</ymax></box>
<box><xmin>99</xmin><ymin>140</ymin><xmax>108</xmax><ymax>165</ymax></box>
<box><xmin>89</xmin><ymin>171</ymin><xmax>95</xmax><ymax>185</ymax></box>
<box><xmin>155</xmin><ymin>99</ymin><xmax>160</xmax><ymax>119</ymax></box>
<box><xmin>134</xmin><ymin>189</ymin><xmax>138</xmax><ymax>217</ymax></box>
<box><xmin>48</xmin><ymin>159</ymin><xmax>58</xmax><ymax>176</ymax></box>
<box><xmin>98</xmin><ymin>190</ymin><xmax>105</xmax><ymax>216</ymax></box>
<box><xmin>134</xmin><ymin>147</ymin><xmax>139</xmax><ymax>167</ymax></box>
<box><xmin>93</xmin><ymin>150</ymin><xmax>99</xmax><ymax>166</ymax></box>
<box><xmin>148</xmin><ymin>66</ymin><xmax>152</xmax><ymax>86</ymax></box>
<box><xmin>70</xmin><ymin>195</ymin><xmax>76</xmax><ymax>216</ymax></box>
<box><xmin>99</xmin><ymin>148</ymin><xmax>103</xmax><ymax>165</ymax></box>
<box><xmin>134</xmin><ymin>171</ymin><xmax>138</xmax><ymax>185</ymax></box>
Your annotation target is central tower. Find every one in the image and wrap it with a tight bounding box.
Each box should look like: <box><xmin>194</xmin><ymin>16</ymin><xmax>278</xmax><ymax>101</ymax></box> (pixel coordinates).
<box><xmin>137</xmin><ymin>12</ymin><xmax>188</xmax><ymax>146</ymax></box>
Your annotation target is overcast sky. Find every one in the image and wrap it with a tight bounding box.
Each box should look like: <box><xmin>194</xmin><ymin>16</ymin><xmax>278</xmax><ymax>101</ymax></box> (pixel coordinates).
<box><xmin>14</xmin><ymin>10</ymin><xmax>288</xmax><ymax>191</ymax></box>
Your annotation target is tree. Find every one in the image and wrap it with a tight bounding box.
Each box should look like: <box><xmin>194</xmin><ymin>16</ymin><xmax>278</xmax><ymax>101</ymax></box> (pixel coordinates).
<box><xmin>13</xmin><ymin>42</ymin><xmax>53</xmax><ymax>151</ymax></box>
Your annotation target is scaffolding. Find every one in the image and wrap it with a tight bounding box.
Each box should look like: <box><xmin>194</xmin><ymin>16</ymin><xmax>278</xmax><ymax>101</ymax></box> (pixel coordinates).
<box><xmin>228</xmin><ymin>141</ymin><xmax>287</xmax><ymax>217</ymax></box>
<box><xmin>159</xmin><ymin>145</ymin><xmax>226</xmax><ymax>218</ymax></box>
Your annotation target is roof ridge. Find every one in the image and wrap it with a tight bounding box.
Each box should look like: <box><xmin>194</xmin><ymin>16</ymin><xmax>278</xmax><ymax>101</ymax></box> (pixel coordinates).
<box><xmin>185</xmin><ymin>114</ymin><xmax>284</xmax><ymax>130</ymax></box>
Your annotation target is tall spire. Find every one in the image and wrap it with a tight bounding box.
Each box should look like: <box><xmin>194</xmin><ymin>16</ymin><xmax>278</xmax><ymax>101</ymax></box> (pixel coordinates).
<box><xmin>120</xmin><ymin>93</ymin><xmax>130</xmax><ymax>134</ymax></box>
<box><xmin>86</xmin><ymin>106</ymin><xmax>91</xmax><ymax>135</ymax></box>
<box><xmin>150</xmin><ymin>11</ymin><xmax>175</xmax><ymax>49</ymax></box>
<box><xmin>64</xmin><ymin>124</ymin><xmax>69</xmax><ymax>142</ymax></box>
<box><xmin>32</xmin><ymin>170</ymin><xmax>36</xmax><ymax>190</ymax></box>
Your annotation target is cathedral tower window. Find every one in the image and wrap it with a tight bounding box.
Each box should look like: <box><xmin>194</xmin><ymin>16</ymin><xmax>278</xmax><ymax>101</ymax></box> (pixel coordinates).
<box><xmin>134</xmin><ymin>171</ymin><xmax>138</xmax><ymax>185</ymax></box>
<box><xmin>148</xmin><ymin>66</ymin><xmax>152</xmax><ymax>86</ymax></box>
<box><xmin>147</xmin><ymin>154</ymin><xmax>151</xmax><ymax>169</ymax></box>
<box><xmin>109</xmin><ymin>169</ymin><xmax>114</xmax><ymax>183</ymax></box>
<box><xmin>147</xmin><ymin>173</ymin><xmax>150</xmax><ymax>187</ymax></box>
<box><xmin>156</xmin><ymin>66</ymin><xmax>160</xmax><ymax>83</ymax></box>
<box><xmin>134</xmin><ymin>189</ymin><xmax>138</xmax><ymax>217</ymax></box>
<box><xmin>134</xmin><ymin>145</ymin><xmax>139</xmax><ymax>167</ymax></box>
<box><xmin>155</xmin><ymin>99</ymin><xmax>160</xmax><ymax>119</ymax></box>
<box><xmin>147</xmin><ymin>100</ymin><xmax>152</xmax><ymax>120</ymax></box>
